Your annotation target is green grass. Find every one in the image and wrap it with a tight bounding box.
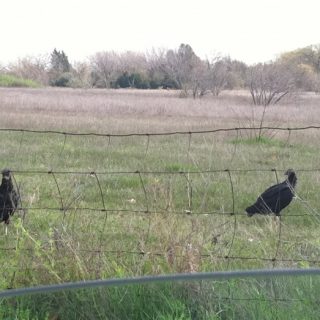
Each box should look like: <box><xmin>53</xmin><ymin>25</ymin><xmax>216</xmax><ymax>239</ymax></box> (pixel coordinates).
<box><xmin>0</xmin><ymin>89</ymin><xmax>320</xmax><ymax>317</ymax></box>
<box><xmin>0</xmin><ymin>74</ymin><xmax>40</xmax><ymax>88</ymax></box>
<box><xmin>0</xmin><ymin>130</ymin><xmax>319</xmax><ymax>282</ymax></box>
<box><xmin>230</xmin><ymin>136</ymin><xmax>289</xmax><ymax>147</ymax></box>
<box><xmin>1</xmin><ymin>276</ymin><xmax>320</xmax><ymax>319</ymax></box>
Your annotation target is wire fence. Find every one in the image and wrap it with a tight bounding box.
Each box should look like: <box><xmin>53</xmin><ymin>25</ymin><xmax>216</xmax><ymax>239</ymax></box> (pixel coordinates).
<box><xmin>0</xmin><ymin>125</ymin><xmax>320</xmax><ymax>286</ymax></box>
<box><xmin>1</xmin><ymin>125</ymin><xmax>320</xmax><ymax>136</ymax></box>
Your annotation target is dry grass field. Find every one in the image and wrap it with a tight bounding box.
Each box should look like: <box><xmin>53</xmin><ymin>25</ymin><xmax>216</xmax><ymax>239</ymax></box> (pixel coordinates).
<box><xmin>1</xmin><ymin>87</ymin><xmax>320</xmax><ymax>132</ymax></box>
<box><xmin>1</xmin><ymin>87</ymin><xmax>320</xmax><ymax>319</ymax></box>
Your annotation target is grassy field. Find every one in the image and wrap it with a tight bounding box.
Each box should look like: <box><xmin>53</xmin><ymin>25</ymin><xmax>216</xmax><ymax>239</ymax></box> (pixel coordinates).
<box><xmin>0</xmin><ymin>87</ymin><xmax>320</xmax><ymax>318</ymax></box>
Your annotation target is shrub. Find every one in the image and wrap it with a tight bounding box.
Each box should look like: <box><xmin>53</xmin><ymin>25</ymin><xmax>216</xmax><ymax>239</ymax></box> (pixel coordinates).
<box><xmin>0</xmin><ymin>74</ymin><xmax>40</xmax><ymax>88</ymax></box>
<box><xmin>130</xmin><ymin>72</ymin><xmax>150</xmax><ymax>89</ymax></box>
<box><xmin>116</xmin><ymin>72</ymin><xmax>150</xmax><ymax>89</ymax></box>
<box><xmin>50</xmin><ymin>72</ymin><xmax>72</xmax><ymax>87</ymax></box>
<box><xmin>116</xmin><ymin>72</ymin><xmax>131</xmax><ymax>88</ymax></box>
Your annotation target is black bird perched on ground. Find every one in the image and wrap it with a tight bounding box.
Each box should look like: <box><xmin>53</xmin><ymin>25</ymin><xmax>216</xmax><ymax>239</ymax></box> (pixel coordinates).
<box><xmin>0</xmin><ymin>169</ymin><xmax>19</xmax><ymax>225</ymax></box>
<box><xmin>246</xmin><ymin>169</ymin><xmax>297</xmax><ymax>217</ymax></box>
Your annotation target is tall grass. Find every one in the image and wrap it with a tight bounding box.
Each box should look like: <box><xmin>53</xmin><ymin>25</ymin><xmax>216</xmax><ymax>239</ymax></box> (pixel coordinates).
<box><xmin>0</xmin><ymin>88</ymin><xmax>320</xmax><ymax>317</ymax></box>
<box><xmin>1</xmin><ymin>276</ymin><xmax>320</xmax><ymax>319</ymax></box>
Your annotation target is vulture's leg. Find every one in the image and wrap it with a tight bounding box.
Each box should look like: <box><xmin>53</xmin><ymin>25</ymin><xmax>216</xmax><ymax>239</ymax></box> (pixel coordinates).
<box><xmin>5</xmin><ymin>219</ymin><xmax>9</xmax><ymax>236</ymax></box>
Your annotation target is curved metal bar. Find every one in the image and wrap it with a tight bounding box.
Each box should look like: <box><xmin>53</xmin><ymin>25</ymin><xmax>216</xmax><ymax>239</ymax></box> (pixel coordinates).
<box><xmin>225</xmin><ymin>170</ymin><xmax>237</xmax><ymax>269</ymax></box>
<box><xmin>1</xmin><ymin>268</ymin><xmax>320</xmax><ymax>299</ymax></box>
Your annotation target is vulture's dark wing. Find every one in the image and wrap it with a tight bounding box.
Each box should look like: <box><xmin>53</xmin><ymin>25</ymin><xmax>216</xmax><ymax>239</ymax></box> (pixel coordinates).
<box><xmin>9</xmin><ymin>189</ymin><xmax>19</xmax><ymax>215</ymax></box>
<box><xmin>246</xmin><ymin>181</ymin><xmax>294</xmax><ymax>216</ymax></box>
<box><xmin>260</xmin><ymin>181</ymin><xmax>294</xmax><ymax>213</ymax></box>
<box><xmin>0</xmin><ymin>193</ymin><xmax>10</xmax><ymax>223</ymax></box>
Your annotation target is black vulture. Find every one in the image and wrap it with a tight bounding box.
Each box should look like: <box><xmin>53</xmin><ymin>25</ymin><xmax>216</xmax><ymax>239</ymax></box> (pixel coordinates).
<box><xmin>246</xmin><ymin>169</ymin><xmax>297</xmax><ymax>217</ymax></box>
<box><xmin>0</xmin><ymin>169</ymin><xmax>19</xmax><ymax>225</ymax></box>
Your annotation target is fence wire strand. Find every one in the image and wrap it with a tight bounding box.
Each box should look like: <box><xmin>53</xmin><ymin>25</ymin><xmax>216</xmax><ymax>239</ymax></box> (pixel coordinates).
<box><xmin>1</xmin><ymin>125</ymin><xmax>320</xmax><ymax>137</ymax></box>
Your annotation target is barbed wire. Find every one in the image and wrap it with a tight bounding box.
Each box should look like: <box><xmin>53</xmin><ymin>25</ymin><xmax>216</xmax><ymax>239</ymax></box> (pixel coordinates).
<box><xmin>1</xmin><ymin>166</ymin><xmax>318</xmax><ymax>270</ymax></box>
<box><xmin>5</xmin><ymin>207</ymin><xmax>314</xmax><ymax>216</ymax></box>
<box><xmin>1</xmin><ymin>125</ymin><xmax>320</xmax><ymax>137</ymax></box>
<box><xmin>10</xmin><ymin>168</ymin><xmax>320</xmax><ymax>175</ymax></box>
<box><xmin>0</xmin><ymin>247</ymin><xmax>319</xmax><ymax>264</ymax></box>
<box><xmin>1</xmin><ymin>125</ymin><xmax>320</xmax><ymax>290</ymax></box>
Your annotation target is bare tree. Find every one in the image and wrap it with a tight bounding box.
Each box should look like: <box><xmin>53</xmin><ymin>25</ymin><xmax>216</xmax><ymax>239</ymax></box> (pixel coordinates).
<box><xmin>7</xmin><ymin>55</ymin><xmax>50</xmax><ymax>85</ymax></box>
<box><xmin>204</xmin><ymin>56</ymin><xmax>229</xmax><ymax>96</ymax></box>
<box><xmin>71</xmin><ymin>61</ymin><xmax>91</xmax><ymax>88</ymax></box>
<box><xmin>0</xmin><ymin>63</ymin><xmax>7</xmax><ymax>74</ymax></box>
<box><xmin>118</xmin><ymin>51</ymin><xmax>148</xmax><ymax>74</ymax></box>
<box><xmin>145</xmin><ymin>48</ymin><xmax>169</xmax><ymax>88</ymax></box>
<box><xmin>90</xmin><ymin>51</ymin><xmax>120</xmax><ymax>88</ymax></box>
<box><xmin>247</xmin><ymin>62</ymin><xmax>295</xmax><ymax>140</ymax></box>
<box><xmin>314</xmin><ymin>73</ymin><xmax>320</xmax><ymax>94</ymax></box>
<box><xmin>117</xmin><ymin>51</ymin><xmax>149</xmax><ymax>88</ymax></box>
<box><xmin>225</xmin><ymin>59</ymin><xmax>248</xmax><ymax>89</ymax></box>
<box><xmin>189</xmin><ymin>61</ymin><xmax>209</xmax><ymax>98</ymax></box>
<box><xmin>188</xmin><ymin>56</ymin><xmax>236</xmax><ymax>98</ymax></box>
<box><xmin>247</xmin><ymin>62</ymin><xmax>295</xmax><ymax>106</ymax></box>
<box><xmin>163</xmin><ymin>44</ymin><xmax>203</xmax><ymax>97</ymax></box>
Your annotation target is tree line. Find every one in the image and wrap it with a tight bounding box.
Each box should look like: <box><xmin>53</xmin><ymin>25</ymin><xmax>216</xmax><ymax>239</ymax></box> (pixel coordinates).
<box><xmin>1</xmin><ymin>43</ymin><xmax>320</xmax><ymax>105</ymax></box>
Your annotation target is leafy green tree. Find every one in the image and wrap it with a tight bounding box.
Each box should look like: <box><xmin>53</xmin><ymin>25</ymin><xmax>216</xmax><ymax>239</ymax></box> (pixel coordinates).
<box><xmin>49</xmin><ymin>49</ymin><xmax>72</xmax><ymax>87</ymax></box>
<box><xmin>50</xmin><ymin>49</ymin><xmax>71</xmax><ymax>73</ymax></box>
<box><xmin>278</xmin><ymin>45</ymin><xmax>320</xmax><ymax>91</ymax></box>
<box><xmin>116</xmin><ymin>72</ymin><xmax>130</xmax><ymax>88</ymax></box>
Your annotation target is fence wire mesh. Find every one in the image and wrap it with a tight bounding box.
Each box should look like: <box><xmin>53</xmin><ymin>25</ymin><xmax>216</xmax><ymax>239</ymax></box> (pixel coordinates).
<box><xmin>0</xmin><ymin>125</ymin><xmax>319</xmax><ymax>290</ymax></box>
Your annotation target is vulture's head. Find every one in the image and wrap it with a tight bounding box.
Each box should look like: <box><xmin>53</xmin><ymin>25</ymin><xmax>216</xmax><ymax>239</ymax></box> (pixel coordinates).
<box><xmin>285</xmin><ymin>169</ymin><xmax>297</xmax><ymax>188</ymax></box>
<box><xmin>1</xmin><ymin>169</ymin><xmax>12</xmax><ymax>181</ymax></box>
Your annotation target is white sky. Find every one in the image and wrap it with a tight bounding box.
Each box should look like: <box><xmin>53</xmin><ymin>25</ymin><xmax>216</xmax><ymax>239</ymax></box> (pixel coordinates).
<box><xmin>1</xmin><ymin>0</ymin><xmax>319</xmax><ymax>65</ymax></box>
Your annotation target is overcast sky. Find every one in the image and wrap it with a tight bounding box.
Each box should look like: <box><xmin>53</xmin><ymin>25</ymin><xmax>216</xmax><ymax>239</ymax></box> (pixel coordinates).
<box><xmin>1</xmin><ymin>0</ymin><xmax>319</xmax><ymax>65</ymax></box>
